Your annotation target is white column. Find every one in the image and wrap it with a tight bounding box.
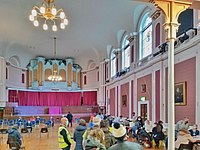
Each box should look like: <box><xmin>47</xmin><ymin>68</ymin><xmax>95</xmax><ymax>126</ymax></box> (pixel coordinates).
<box><xmin>118</xmin><ymin>85</ymin><xmax>121</xmax><ymax>116</ymax></box>
<box><xmin>0</xmin><ymin>57</ymin><xmax>7</xmax><ymax>107</ymax></box>
<box><xmin>115</xmin><ymin>87</ymin><xmax>118</xmax><ymax>117</ymax></box>
<box><xmin>129</xmin><ymin>80</ymin><xmax>132</xmax><ymax>119</ymax></box>
<box><xmin>134</xmin><ymin>75</ymin><xmax>138</xmax><ymax>115</ymax></box>
<box><xmin>98</xmin><ymin>62</ymin><xmax>105</xmax><ymax>106</ymax></box>
<box><xmin>196</xmin><ymin>44</ymin><xmax>200</xmax><ymax>124</ymax></box>
<box><xmin>165</xmin><ymin>22</ymin><xmax>179</xmax><ymax>150</ymax></box>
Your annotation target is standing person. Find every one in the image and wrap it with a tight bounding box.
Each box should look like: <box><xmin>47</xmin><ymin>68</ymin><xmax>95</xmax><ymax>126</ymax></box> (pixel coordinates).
<box><xmin>58</xmin><ymin>117</ymin><xmax>72</xmax><ymax>150</ymax></box>
<box><xmin>100</xmin><ymin>120</ymin><xmax>116</xmax><ymax>149</ymax></box>
<box><xmin>132</xmin><ymin>112</ymin><xmax>137</xmax><ymax>122</ymax></box>
<box><xmin>66</xmin><ymin>112</ymin><xmax>73</xmax><ymax>127</ymax></box>
<box><xmin>73</xmin><ymin>119</ymin><xmax>87</xmax><ymax>150</ymax></box>
<box><xmin>7</xmin><ymin>125</ymin><xmax>22</xmax><ymax>150</ymax></box>
<box><xmin>108</xmin><ymin>122</ymin><xmax>142</xmax><ymax>150</ymax></box>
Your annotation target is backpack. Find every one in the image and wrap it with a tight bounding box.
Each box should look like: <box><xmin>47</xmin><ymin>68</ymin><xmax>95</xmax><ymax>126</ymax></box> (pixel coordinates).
<box><xmin>104</xmin><ymin>131</ymin><xmax>116</xmax><ymax>148</ymax></box>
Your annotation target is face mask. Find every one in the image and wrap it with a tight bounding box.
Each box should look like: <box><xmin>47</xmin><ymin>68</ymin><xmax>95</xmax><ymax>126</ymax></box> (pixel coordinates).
<box><xmin>66</xmin><ymin>120</ymin><xmax>69</xmax><ymax>126</ymax></box>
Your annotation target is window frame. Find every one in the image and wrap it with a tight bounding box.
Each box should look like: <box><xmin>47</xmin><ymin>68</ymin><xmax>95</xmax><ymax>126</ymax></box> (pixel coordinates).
<box><xmin>121</xmin><ymin>36</ymin><xmax>130</xmax><ymax>70</ymax></box>
<box><xmin>139</xmin><ymin>14</ymin><xmax>153</xmax><ymax>60</ymax></box>
<box><xmin>110</xmin><ymin>49</ymin><xmax>117</xmax><ymax>78</ymax></box>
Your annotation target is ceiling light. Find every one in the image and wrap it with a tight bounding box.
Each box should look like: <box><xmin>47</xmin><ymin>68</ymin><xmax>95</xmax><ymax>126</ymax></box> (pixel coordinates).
<box><xmin>29</xmin><ymin>0</ymin><xmax>68</xmax><ymax>31</ymax></box>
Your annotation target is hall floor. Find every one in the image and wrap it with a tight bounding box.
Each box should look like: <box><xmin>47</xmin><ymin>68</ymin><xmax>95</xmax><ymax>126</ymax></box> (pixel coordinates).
<box><xmin>0</xmin><ymin>123</ymin><xmax>166</xmax><ymax>150</ymax></box>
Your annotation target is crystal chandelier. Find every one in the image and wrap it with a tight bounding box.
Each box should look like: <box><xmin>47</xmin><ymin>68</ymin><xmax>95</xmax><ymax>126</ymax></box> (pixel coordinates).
<box><xmin>48</xmin><ymin>37</ymin><xmax>62</xmax><ymax>81</ymax></box>
<box><xmin>29</xmin><ymin>0</ymin><xmax>68</xmax><ymax>31</ymax></box>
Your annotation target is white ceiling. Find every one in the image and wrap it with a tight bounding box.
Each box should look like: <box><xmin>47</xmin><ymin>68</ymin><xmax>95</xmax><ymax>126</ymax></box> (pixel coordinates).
<box><xmin>0</xmin><ymin>0</ymin><xmax>151</xmax><ymax>67</ymax></box>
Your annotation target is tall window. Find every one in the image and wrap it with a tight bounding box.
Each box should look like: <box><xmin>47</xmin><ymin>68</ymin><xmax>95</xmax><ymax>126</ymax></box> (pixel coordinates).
<box><xmin>110</xmin><ymin>49</ymin><xmax>116</xmax><ymax>77</ymax></box>
<box><xmin>121</xmin><ymin>36</ymin><xmax>130</xmax><ymax>69</ymax></box>
<box><xmin>140</xmin><ymin>15</ymin><xmax>152</xmax><ymax>60</ymax></box>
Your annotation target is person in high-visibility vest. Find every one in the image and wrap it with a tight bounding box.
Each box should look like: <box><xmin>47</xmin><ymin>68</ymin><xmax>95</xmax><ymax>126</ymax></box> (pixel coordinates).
<box><xmin>58</xmin><ymin>117</ymin><xmax>72</xmax><ymax>150</ymax></box>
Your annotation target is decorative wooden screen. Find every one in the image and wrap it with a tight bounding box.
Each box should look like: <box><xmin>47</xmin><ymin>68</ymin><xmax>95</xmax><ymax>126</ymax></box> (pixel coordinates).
<box><xmin>45</xmin><ymin>69</ymin><xmax>52</xmax><ymax>81</ymax></box>
<box><xmin>67</xmin><ymin>63</ymin><xmax>72</xmax><ymax>86</ymax></box>
<box><xmin>60</xmin><ymin>69</ymin><xmax>66</xmax><ymax>82</ymax></box>
<box><xmin>38</xmin><ymin>62</ymin><xmax>43</xmax><ymax>86</ymax></box>
<box><xmin>33</xmin><ymin>69</ymin><xmax>37</xmax><ymax>81</ymax></box>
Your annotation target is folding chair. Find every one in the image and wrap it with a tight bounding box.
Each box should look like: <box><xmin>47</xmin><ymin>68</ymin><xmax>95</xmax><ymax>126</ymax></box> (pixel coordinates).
<box><xmin>40</xmin><ymin>127</ymin><xmax>49</xmax><ymax>138</ymax></box>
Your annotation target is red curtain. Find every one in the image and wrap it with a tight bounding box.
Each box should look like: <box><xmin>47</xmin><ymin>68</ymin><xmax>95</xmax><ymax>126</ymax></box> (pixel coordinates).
<box><xmin>8</xmin><ymin>90</ymin><xmax>83</xmax><ymax>106</ymax></box>
<box><xmin>83</xmin><ymin>91</ymin><xmax>97</xmax><ymax>105</ymax></box>
<box><xmin>8</xmin><ymin>90</ymin><xmax>18</xmax><ymax>103</ymax></box>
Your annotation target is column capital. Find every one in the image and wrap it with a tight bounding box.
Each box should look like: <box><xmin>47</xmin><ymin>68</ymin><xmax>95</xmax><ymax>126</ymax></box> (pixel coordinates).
<box><xmin>150</xmin><ymin>0</ymin><xmax>192</xmax><ymax>40</ymax></box>
<box><xmin>150</xmin><ymin>0</ymin><xmax>192</xmax><ymax>23</ymax></box>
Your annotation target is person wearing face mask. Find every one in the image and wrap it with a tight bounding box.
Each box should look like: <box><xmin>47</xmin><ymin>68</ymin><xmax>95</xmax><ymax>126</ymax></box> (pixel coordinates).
<box><xmin>189</xmin><ymin>124</ymin><xmax>199</xmax><ymax>136</ymax></box>
<box><xmin>58</xmin><ymin>117</ymin><xmax>72</xmax><ymax>150</ymax></box>
<box><xmin>175</xmin><ymin>117</ymin><xmax>189</xmax><ymax>139</ymax></box>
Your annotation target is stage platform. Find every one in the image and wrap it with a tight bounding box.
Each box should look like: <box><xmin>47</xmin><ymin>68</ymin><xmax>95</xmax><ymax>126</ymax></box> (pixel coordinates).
<box><xmin>3</xmin><ymin>113</ymin><xmax>92</xmax><ymax>123</ymax></box>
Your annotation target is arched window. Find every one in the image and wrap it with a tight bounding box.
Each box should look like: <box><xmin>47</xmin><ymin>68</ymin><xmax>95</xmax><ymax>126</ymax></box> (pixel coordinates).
<box><xmin>110</xmin><ymin>49</ymin><xmax>117</xmax><ymax>77</ymax></box>
<box><xmin>121</xmin><ymin>36</ymin><xmax>130</xmax><ymax>69</ymax></box>
<box><xmin>140</xmin><ymin>15</ymin><xmax>152</xmax><ymax>60</ymax></box>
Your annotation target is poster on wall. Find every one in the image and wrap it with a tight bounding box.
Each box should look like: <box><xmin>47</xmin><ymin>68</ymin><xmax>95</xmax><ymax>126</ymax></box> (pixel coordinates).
<box><xmin>174</xmin><ymin>81</ymin><xmax>187</xmax><ymax>106</ymax></box>
<box><xmin>122</xmin><ymin>95</ymin><xmax>127</xmax><ymax>107</ymax></box>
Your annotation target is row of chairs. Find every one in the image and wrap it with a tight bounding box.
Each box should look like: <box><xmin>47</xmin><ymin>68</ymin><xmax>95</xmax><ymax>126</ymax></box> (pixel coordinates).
<box><xmin>0</xmin><ymin>118</ymin><xmax>54</xmax><ymax>129</ymax></box>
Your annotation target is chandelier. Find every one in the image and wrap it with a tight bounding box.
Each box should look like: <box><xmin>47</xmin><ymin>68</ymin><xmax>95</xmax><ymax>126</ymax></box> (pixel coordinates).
<box><xmin>29</xmin><ymin>0</ymin><xmax>68</xmax><ymax>31</ymax></box>
<box><xmin>48</xmin><ymin>37</ymin><xmax>62</xmax><ymax>81</ymax></box>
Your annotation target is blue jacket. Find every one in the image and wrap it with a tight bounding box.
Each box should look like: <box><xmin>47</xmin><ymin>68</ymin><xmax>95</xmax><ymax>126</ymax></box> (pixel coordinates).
<box><xmin>73</xmin><ymin>125</ymin><xmax>87</xmax><ymax>150</ymax></box>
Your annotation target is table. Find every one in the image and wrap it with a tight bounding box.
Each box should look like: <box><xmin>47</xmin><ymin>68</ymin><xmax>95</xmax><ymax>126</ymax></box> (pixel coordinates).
<box><xmin>193</xmin><ymin>136</ymin><xmax>200</xmax><ymax>143</ymax></box>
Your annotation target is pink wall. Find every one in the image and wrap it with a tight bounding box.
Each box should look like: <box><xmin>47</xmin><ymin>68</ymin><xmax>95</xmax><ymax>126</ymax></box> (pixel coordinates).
<box><xmin>165</xmin><ymin>57</ymin><xmax>196</xmax><ymax>123</ymax></box>
<box><xmin>110</xmin><ymin>88</ymin><xmax>115</xmax><ymax>116</ymax></box>
<box><xmin>131</xmin><ymin>80</ymin><xmax>134</xmax><ymax>113</ymax></box>
<box><xmin>155</xmin><ymin>70</ymin><xmax>160</xmax><ymax>121</ymax></box>
<box><xmin>121</xmin><ymin>82</ymin><xmax>129</xmax><ymax>118</ymax></box>
<box><xmin>137</xmin><ymin>74</ymin><xmax>152</xmax><ymax>120</ymax></box>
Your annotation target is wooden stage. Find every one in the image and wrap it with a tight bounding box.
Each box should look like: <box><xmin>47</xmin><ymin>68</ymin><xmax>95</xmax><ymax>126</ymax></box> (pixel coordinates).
<box><xmin>3</xmin><ymin>113</ymin><xmax>92</xmax><ymax>123</ymax></box>
<box><xmin>1</xmin><ymin>105</ymin><xmax>100</xmax><ymax>122</ymax></box>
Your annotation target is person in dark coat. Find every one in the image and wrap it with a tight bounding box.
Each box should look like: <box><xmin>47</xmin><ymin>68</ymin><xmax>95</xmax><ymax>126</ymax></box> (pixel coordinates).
<box><xmin>189</xmin><ymin>124</ymin><xmax>200</xmax><ymax>136</ymax></box>
<box><xmin>73</xmin><ymin>119</ymin><xmax>87</xmax><ymax>150</ymax></box>
<box><xmin>7</xmin><ymin>125</ymin><xmax>22</xmax><ymax>150</ymax></box>
<box><xmin>66</xmin><ymin>112</ymin><xmax>73</xmax><ymax>127</ymax></box>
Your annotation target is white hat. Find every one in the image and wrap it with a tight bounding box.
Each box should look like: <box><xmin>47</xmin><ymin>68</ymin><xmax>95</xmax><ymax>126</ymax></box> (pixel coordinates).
<box><xmin>93</xmin><ymin>117</ymin><xmax>101</xmax><ymax>126</ymax></box>
<box><xmin>112</xmin><ymin>122</ymin><xmax>126</xmax><ymax>138</ymax></box>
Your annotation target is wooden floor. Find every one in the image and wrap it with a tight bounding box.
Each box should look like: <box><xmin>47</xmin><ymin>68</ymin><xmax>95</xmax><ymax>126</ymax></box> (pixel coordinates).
<box><xmin>0</xmin><ymin>123</ymin><xmax>166</xmax><ymax>150</ymax></box>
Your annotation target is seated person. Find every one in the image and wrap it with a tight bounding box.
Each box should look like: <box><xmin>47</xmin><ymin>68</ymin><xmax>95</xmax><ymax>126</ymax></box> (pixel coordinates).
<box><xmin>189</xmin><ymin>124</ymin><xmax>200</xmax><ymax>136</ymax></box>
<box><xmin>135</xmin><ymin>116</ymin><xmax>143</xmax><ymax>128</ymax></box>
<box><xmin>144</xmin><ymin>120</ymin><xmax>153</xmax><ymax>133</ymax></box>
<box><xmin>30</xmin><ymin>116</ymin><xmax>36</xmax><ymax>122</ymax></box>
<box><xmin>175</xmin><ymin>129</ymin><xmax>196</xmax><ymax>150</ymax></box>
<box><xmin>26</xmin><ymin>120</ymin><xmax>33</xmax><ymax>132</ymax></box>
<box><xmin>7</xmin><ymin>125</ymin><xmax>22</xmax><ymax>150</ymax></box>
<box><xmin>152</xmin><ymin>122</ymin><xmax>165</xmax><ymax>147</ymax></box>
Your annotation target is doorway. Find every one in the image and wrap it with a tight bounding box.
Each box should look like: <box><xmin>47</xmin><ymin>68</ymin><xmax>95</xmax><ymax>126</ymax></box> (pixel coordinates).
<box><xmin>138</xmin><ymin>101</ymin><xmax>149</xmax><ymax>122</ymax></box>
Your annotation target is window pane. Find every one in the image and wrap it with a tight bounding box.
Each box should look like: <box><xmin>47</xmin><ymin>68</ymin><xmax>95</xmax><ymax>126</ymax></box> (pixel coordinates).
<box><xmin>122</xmin><ymin>37</ymin><xmax>130</xmax><ymax>69</ymax></box>
<box><xmin>111</xmin><ymin>51</ymin><xmax>116</xmax><ymax>77</ymax></box>
<box><xmin>140</xmin><ymin>16</ymin><xmax>152</xmax><ymax>59</ymax></box>
<box><xmin>142</xmin><ymin>24</ymin><xmax>152</xmax><ymax>58</ymax></box>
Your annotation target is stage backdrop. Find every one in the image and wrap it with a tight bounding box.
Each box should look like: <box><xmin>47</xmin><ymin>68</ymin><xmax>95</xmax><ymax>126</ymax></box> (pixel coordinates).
<box><xmin>8</xmin><ymin>90</ymin><xmax>97</xmax><ymax>106</ymax></box>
